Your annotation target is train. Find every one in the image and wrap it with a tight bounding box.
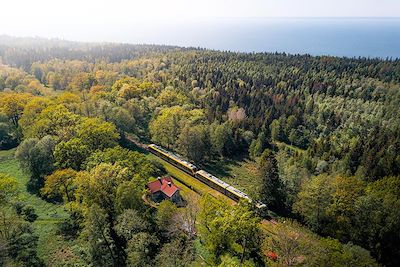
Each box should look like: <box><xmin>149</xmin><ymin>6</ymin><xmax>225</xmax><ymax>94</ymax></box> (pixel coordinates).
<box><xmin>148</xmin><ymin>144</ymin><xmax>198</xmax><ymax>175</ymax></box>
<box><xmin>148</xmin><ymin>144</ymin><xmax>266</xmax><ymax>209</ymax></box>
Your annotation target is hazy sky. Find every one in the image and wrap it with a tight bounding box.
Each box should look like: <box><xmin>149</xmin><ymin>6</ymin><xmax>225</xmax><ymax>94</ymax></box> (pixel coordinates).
<box><xmin>0</xmin><ymin>0</ymin><xmax>399</xmax><ymax>42</ymax></box>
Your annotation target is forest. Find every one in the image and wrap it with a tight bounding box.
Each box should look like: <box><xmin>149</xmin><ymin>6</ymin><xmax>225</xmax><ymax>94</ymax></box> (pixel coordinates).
<box><xmin>0</xmin><ymin>36</ymin><xmax>399</xmax><ymax>267</ymax></box>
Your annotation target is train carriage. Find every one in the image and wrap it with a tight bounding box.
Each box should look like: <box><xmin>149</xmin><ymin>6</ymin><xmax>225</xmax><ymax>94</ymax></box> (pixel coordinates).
<box><xmin>195</xmin><ymin>170</ymin><xmax>230</xmax><ymax>194</ymax></box>
<box><xmin>195</xmin><ymin>170</ymin><xmax>254</xmax><ymax>204</ymax></box>
<box><xmin>225</xmin><ymin>185</ymin><xmax>251</xmax><ymax>202</ymax></box>
<box><xmin>148</xmin><ymin>144</ymin><xmax>198</xmax><ymax>175</ymax></box>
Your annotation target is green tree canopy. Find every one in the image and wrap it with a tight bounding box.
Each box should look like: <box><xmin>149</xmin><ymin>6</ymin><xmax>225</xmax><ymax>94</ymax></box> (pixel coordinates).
<box><xmin>198</xmin><ymin>196</ymin><xmax>262</xmax><ymax>265</ymax></box>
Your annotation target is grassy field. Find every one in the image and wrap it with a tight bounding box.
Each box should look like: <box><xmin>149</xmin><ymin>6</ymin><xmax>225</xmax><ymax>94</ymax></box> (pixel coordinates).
<box><xmin>273</xmin><ymin>140</ymin><xmax>306</xmax><ymax>154</ymax></box>
<box><xmin>0</xmin><ymin>149</ymin><xmax>83</xmax><ymax>266</ymax></box>
<box><xmin>202</xmin><ymin>155</ymin><xmax>261</xmax><ymax>199</ymax></box>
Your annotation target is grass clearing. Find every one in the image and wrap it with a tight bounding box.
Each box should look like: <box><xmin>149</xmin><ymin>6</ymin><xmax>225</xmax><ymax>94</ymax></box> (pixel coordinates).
<box><xmin>273</xmin><ymin>140</ymin><xmax>306</xmax><ymax>154</ymax></box>
<box><xmin>203</xmin><ymin>155</ymin><xmax>261</xmax><ymax>199</ymax></box>
<box><xmin>0</xmin><ymin>149</ymin><xmax>83</xmax><ymax>266</ymax></box>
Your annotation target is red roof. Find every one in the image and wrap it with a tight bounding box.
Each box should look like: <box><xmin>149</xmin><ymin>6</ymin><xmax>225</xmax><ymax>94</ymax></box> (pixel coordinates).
<box><xmin>147</xmin><ymin>177</ymin><xmax>180</xmax><ymax>198</ymax></box>
<box><xmin>267</xmin><ymin>251</ymin><xmax>278</xmax><ymax>261</ymax></box>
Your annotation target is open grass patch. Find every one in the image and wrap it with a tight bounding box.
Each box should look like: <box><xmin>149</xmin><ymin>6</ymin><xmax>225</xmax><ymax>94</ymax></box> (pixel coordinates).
<box><xmin>273</xmin><ymin>140</ymin><xmax>306</xmax><ymax>154</ymax></box>
<box><xmin>0</xmin><ymin>149</ymin><xmax>84</xmax><ymax>266</ymax></box>
<box><xmin>202</xmin><ymin>155</ymin><xmax>261</xmax><ymax>199</ymax></box>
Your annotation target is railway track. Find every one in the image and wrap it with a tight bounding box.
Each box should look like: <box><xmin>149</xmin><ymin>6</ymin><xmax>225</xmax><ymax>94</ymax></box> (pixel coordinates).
<box><xmin>124</xmin><ymin>135</ymin><xmax>266</xmax><ymax>209</ymax></box>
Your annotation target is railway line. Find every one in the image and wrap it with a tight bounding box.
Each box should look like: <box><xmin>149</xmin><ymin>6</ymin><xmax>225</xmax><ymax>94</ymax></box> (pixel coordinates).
<box><xmin>138</xmin><ymin>140</ymin><xmax>266</xmax><ymax>209</ymax></box>
<box><xmin>124</xmin><ymin>135</ymin><xmax>266</xmax><ymax>209</ymax></box>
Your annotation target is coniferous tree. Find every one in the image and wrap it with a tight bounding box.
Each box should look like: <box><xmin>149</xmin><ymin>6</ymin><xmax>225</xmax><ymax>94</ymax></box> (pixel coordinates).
<box><xmin>258</xmin><ymin>149</ymin><xmax>286</xmax><ymax>214</ymax></box>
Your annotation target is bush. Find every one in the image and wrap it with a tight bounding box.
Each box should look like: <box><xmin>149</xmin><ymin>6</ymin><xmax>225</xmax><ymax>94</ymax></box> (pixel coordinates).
<box><xmin>8</xmin><ymin>223</ymin><xmax>44</xmax><ymax>267</ymax></box>
<box><xmin>13</xmin><ymin>201</ymin><xmax>25</xmax><ymax>215</ymax></box>
<box><xmin>57</xmin><ymin>218</ymin><xmax>81</xmax><ymax>240</ymax></box>
<box><xmin>21</xmin><ymin>205</ymin><xmax>38</xmax><ymax>222</ymax></box>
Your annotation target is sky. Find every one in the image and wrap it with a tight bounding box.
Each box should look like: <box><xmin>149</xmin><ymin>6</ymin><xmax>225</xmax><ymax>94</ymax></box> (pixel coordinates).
<box><xmin>0</xmin><ymin>0</ymin><xmax>399</xmax><ymax>43</ymax></box>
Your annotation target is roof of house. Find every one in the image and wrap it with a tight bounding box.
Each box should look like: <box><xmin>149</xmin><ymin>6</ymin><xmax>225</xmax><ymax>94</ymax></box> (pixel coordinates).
<box><xmin>147</xmin><ymin>177</ymin><xmax>180</xmax><ymax>198</ymax></box>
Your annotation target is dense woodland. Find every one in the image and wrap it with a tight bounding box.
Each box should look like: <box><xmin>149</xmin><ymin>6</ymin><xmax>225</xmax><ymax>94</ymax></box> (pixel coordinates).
<box><xmin>0</xmin><ymin>36</ymin><xmax>399</xmax><ymax>266</ymax></box>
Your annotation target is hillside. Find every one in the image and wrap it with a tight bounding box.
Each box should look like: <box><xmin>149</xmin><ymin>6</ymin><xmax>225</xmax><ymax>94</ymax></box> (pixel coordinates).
<box><xmin>0</xmin><ymin>36</ymin><xmax>398</xmax><ymax>266</ymax></box>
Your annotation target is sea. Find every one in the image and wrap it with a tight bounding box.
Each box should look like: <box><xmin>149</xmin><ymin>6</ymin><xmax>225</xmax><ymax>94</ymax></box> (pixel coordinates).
<box><xmin>114</xmin><ymin>18</ymin><xmax>400</xmax><ymax>59</ymax></box>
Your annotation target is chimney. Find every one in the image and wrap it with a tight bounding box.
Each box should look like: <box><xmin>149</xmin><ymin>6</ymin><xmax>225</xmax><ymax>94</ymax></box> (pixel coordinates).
<box><xmin>157</xmin><ymin>177</ymin><xmax>162</xmax><ymax>184</ymax></box>
<box><xmin>168</xmin><ymin>181</ymin><xmax>172</xmax><ymax>187</ymax></box>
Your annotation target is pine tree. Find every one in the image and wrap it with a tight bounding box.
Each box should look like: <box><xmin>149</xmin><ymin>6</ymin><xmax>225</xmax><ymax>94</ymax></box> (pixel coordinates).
<box><xmin>258</xmin><ymin>149</ymin><xmax>286</xmax><ymax>213</ymax></box>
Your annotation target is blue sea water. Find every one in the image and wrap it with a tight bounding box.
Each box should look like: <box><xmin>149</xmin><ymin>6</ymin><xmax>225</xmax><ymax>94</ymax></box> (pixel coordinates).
<box><xmin>115</xmin><ymin>18</ymin><xmax>400</xmax><ymax>58</ymax></box>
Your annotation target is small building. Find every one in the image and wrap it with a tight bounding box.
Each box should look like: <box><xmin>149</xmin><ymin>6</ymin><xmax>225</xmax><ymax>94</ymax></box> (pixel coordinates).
<box><xmin>147</xmin><ymin>177</ymin><xmax>182</xmax><ymax>204</ymax></box>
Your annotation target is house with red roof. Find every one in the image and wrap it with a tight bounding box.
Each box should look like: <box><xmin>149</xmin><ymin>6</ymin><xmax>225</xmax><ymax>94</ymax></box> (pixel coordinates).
<box><xmin>147</xmin><ymin>177</ymin><xmax>182</xmax><ymax>204</ymax></box>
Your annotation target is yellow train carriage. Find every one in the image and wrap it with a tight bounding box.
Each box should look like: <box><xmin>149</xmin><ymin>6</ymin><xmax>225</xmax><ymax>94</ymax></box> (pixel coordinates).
<box><xmin>196</xmin><ymin>170</ymin><xmax>251</xmax><ymax>202</ymax></box>
<box><xmin>195</xmin><ymin>170</ymin><xmax>230</xmax><ymax>194</ymax></box>
<box><xmin>225</xmin><ymin>185</ymin><xmax>251</xmax><ymax>202</ymax></box>
<box><xmin>196</xmin><ymin>170</ymin><xmax>263</xmax><ymax>208</ymax></box>
<box><xmin>148</xmin><ymin>144</ymin><xmax>198</xmax><ymax>175</ymax></box>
